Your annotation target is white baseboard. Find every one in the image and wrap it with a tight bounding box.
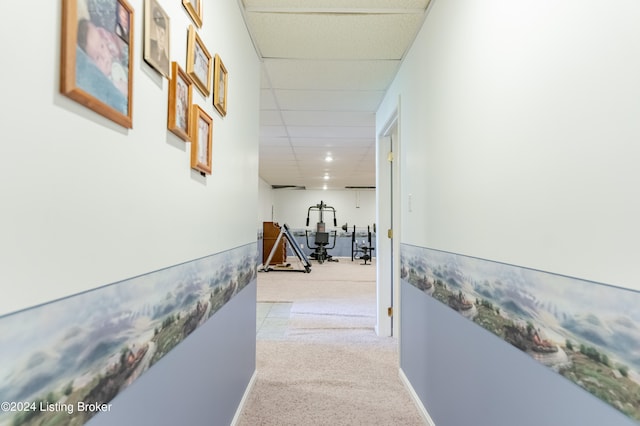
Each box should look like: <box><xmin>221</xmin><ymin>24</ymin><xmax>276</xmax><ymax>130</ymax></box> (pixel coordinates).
<box><xmin>230</xmin><ymin>370</ymin><xmax>258</xmax><ymax>426</ymax></box>
<box><xmin>399</xmin><ymin>368</ymin><xmax>436</xmax><ymax>426</ymax></box>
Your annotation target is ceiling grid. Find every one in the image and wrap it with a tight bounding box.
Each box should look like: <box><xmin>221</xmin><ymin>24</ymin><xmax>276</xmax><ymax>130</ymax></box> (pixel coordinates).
<box><xmin>241</xmin><ymin>0</ymin><xmax>431</xmax><ymax>189</ymax></box>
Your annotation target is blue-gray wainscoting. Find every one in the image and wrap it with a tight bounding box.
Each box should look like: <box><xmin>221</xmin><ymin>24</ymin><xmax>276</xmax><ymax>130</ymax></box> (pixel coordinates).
<box><xmin>0</xmin><ymin>243</ymin><xmax>257</xmax><ymax>426</ymax></box>
<box><xmin>400</xmin><ymin>244</ymin><xmax>639</xmax><ymax>426</ymax></box>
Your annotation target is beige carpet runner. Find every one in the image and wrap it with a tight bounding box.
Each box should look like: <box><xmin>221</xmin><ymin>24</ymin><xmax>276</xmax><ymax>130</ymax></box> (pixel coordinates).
<box><xmin>236</xmin><ymin>260</ymin><xmax>425</xmax><ymax>426</ymax></box>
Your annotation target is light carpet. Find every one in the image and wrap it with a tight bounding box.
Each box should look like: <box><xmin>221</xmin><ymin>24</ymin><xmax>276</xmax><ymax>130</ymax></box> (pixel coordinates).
<box><xmin>236</xmin><ymin>258</ymin><xmax>425</xmax><ymax>426</ymax></box>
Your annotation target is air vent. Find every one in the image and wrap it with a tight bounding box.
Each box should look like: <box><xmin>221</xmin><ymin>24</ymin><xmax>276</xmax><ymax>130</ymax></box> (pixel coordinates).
<box><xmin>272</xmin><ymin>185</ymin><xmax>306</xmax><ymax>190</ymax></box>
<box><xmin>345</xmin><ymin>186</ymin><xmax>376</xmax><ymax>190</ymax></box>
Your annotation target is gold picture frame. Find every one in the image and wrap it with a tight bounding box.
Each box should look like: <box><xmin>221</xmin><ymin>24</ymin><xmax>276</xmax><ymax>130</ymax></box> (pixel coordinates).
<box><xmin>213</xmin><ymin>54</ymin><xmax>228</xmax><ymax>117</ymax></box>
<box><xmin>60</xmin><ymin>0</ymin><xmax>134</xmax><ymax>128</ymax></box>
<box><xmin>167</xmin><ymin>62</ymin><xmax>193</xmax><ymax>141</ymax></box>
<box><xmin>190</xmin><ymin>105</ymin><xmax>213</xmax><ymax>175</ymax></box>
<box><xmin>143</xmin><ymin>0</ymin><xmax>170</xmax><ymax>78</ymax></box>
<box><xmin>186</xmin><ymin>25</ymin><xmax>212</xmax><ymax>97</ymax></box>
<box><xmin>182</xmin><ymin>0</ymin><xmax>202</xmax><ymax>28</ymax></box>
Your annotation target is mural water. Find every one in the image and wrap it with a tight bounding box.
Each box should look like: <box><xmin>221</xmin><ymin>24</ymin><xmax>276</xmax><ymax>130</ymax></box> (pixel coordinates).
<box><xmin>401</xmin><ymin>244</ymin><xmax>640</xmax><ymax>422</ymax></box>
<box><xmin>0</xmin><ymin>243</ymin><xmax>257</xmax><ymax>426</ymax></box>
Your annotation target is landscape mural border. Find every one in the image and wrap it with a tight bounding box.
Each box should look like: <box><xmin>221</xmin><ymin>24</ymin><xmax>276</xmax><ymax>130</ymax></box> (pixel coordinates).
<box><xmin>400</xmin><ymin>244</ymin><xmax>640</xmax><ymax>422</ymax></box>
<box><xmin>0</xmin><ymin>243</ymin><xmax>257</xmax><ymax>426</ymax></box>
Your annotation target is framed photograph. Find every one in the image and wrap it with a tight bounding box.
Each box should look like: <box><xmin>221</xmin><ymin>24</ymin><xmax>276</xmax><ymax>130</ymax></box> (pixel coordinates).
<box><xmin>182</xmin><ymin>0</ymin><xmax>202</xmax><ymax>28</ymax></box>
<box><xmin>186</xmin><ymin>25</ymin><xmax>212</xmax><ymax>97</ymax></box>
<box><xmin>190</xmin><ymin>105</ymin><xmax>213</xmax><ymax>175</ymax></box>
<box><xmin>144</xmin><ymin>0</ymin><xmax>170</xmax><ymax>78</ymax></box>
<box><xmin>168</xmin><ymin>62</ymin><xmax>193</xmax><ymax>141</ymax></box>
<box><xmin>213</xmin><ymin>54</ymin><xmax>228</xmax><ymax>117</ymax></box>
<box><xmin>60</xmin><ymin>0</ymin><xmax>134</xmax><ymax>128</ymax></box>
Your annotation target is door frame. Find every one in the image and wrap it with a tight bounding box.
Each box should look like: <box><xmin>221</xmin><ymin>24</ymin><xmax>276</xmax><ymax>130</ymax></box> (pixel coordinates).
<box><xmin>376</xmin><ymin>102</ymin><xmax>401</xmax><ymax>338</ymax></box>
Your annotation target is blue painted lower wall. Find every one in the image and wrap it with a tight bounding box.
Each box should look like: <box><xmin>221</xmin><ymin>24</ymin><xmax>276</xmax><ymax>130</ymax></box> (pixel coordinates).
<box><xmin>400</xmin><ymin>244</ymin><xmax>639</xmax><ymax>426</ymax></box>
<box><xmin>0</xmin><ymin>243</ymin><xmax>257</xmax><ymax>426</ymax></box>
<box><xmin>88</xmin><ymin>280</ymin><xmax>256</xmax><ymax>426</ymax></box>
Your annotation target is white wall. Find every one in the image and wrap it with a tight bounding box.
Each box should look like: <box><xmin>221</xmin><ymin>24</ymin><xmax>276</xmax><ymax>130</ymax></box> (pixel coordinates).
<box><xmin>258</xmin><ymin>177</ymin><xmax>275</xmax><ymax>227</ymax></box>
<box><xmin>377</xmin><ymin>0</ymin><xmax>640</xmax><ymax>290</ymax></box>
<box><xmin>0</xmin><ymin>0</ymin><xmax>260</xmax><ymax>316</ymax></box>
<box><xmin>268</xmin><ymin>189</ymin><xmax>376</xmax><ymax>230</ymax></box>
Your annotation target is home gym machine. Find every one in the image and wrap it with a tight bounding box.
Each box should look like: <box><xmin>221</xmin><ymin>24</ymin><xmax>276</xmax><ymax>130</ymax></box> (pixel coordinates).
<box><xmin>342</xmin><ymin>223</ymin><xmax>375</xmax><ymax>265</ymax></box>
<box><xmin>305</xmin><ymin>200</ymin><xmax>338</xmax><ymax>264</ymax></box>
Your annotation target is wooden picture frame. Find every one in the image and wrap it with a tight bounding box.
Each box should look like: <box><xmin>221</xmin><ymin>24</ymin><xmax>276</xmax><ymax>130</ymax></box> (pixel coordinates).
<box><xmin>144</xmin><ymin>0</ymin><xmax>170</xmax><ymax>78</ymax></box>
<box><xmin>186</xmin><ymin>25</ymin><xmax>212</xmax><ymax>97</ymax></box>
<box><xmin>60</xmin><ymin>0</ymin><xmax>134</xmax><ymax>128</ymax></box>
<box><xmin>168</xmin><ymin>62</ymin><xmax>193</xmax><ymax>141</ymax></box>
<box><xmin>182</xmin><ymin>0</ymin><xmax>202</xmax><ymax>28</ymax></box>
<box><xmin>213</xmin><ymin>54</ymin><xmax>228</xmax><ymax>117</ymax></box>
<box><xmin>190</xmin><ymin>105</ymin><xmax>213</xmax><ymax>175</ymax></box>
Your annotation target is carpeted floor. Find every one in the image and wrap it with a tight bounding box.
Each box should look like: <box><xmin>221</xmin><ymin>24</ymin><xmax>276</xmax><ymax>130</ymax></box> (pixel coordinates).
<box><xmin>236</xmin><ymin>258</ymin><xmax>425</xmax><ymax>426</ymax></box>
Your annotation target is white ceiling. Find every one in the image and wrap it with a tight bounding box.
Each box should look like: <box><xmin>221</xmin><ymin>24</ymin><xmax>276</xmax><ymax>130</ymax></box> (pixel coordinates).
<box><xmin>239</xmin><ymin>0</ymin><xmax>430</xmax><ymax>190</ymax></box>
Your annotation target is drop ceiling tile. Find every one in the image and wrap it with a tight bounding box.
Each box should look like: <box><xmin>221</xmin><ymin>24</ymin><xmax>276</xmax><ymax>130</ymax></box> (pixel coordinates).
<box><xmin>259</xmin><ymin>146</ymin><xmax>297</xmax><ymax>163</ymax></box>
<box><xmin>294</xmin><ymin>146</ymin><xmax>372</xmax><ymax>159</ymax></box>
<box><xmin>263</xmin><ymin>59</ymin><xmax>400</xmax><ymax>91</ymax></box>
<box><xmin>260</xmin><ymin>170</ymin><xmax>301</xmax><ymax>179</ymax></box>
<box><xmin>243</xmin><ymin>0</ymin><xmax>430</xmax><ymax>12</ymax></box>
<box><xmin>292</xmin><ymin>146</ymin><xmax>337</xmax><ymax>157</ymax></box>
<box><xmin>260</xmin><ymin>137</ymin><xmax>291</xmax><ymax>146</ymax></box>
<box><xmin>259</xmin><ymin>164</ymin><xmax>300</xmax><ymax>173</ymax></box>
<box><xmin>274</xmin><ymin>89</ymin><xmax>384</xmax><ymax>111</ymax></box>
<box><xmin>247</xmin><ymin>13</ymin><xmax>424</xmax><ymax>60</ymax></box>
<box><xmin>358</xmin><ymin>151</ymin><xmax>376</xmax><ymax>164</ymax></box>
<box><xmin>260</xmin><ymin>125</ymin><xmax>289</xmax><ymax>138</ymax></box>
<box><xmin>289</xmin><ymin>137</ymin><xmax>374</xmax><ymax>148</ymax></box>
<box><xmin>286</xmin><ymin>126</ymin><xmax>375</xmax><ymax>139</ymax></box>
<box><xmin>260</xmin><ymin>170</ymin><xmax>300</xmax><ymax>180</ymax></box>
<box><xmin>352</xmin><ymin>163</ymin><xmax>375</xmax><ymax>172</ymax></box>
<box><xmin>281</xmin><ymin>110</ymin><xmax>374</xmax><ymax>127</ymax></box>
<box><xmin>262</xmin><ymin>173</ymin><xmax>305</xmax><ymax>183</ymax></box>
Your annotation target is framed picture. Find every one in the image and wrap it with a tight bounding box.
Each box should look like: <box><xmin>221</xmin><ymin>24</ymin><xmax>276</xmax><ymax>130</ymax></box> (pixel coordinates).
<box><xmin>190</xmin><ymin>105</ymin><xmax>213</xmax><ymax>175</ymax></box>
<box><xmin>60</xmin><ymin>0</ymin><xmax>134</xmax><ymax>128</ymax></box>
<box><xmin>186</xmin><ymin>25</ymin><xmax>212</xmax><ymax>97</ymax></box>
<box><xmin>144</xmin><ymin>0</ymin><xmax>170</xmax><ymax>78</ymax></box>
<box><xmin>168</xmin><ymin>62</ymin><xmax>193</xmax><ymax>141</ymax></box>
<box><xmin>213</xmin><ymin>54</ymin><xmax>228</xmax><ymax>117</ymax></box>
<box><xmin>182</xmin><ymin>0</ymin><xmax>202</xmax><ymax>28</ymax></box>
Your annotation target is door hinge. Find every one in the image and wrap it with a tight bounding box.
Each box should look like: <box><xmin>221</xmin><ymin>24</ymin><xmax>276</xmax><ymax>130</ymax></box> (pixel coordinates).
<box><xmin>387</xmin><ymin>228</ymin><xmax>393</xmax><ymax>239</ymax></box>
<box><xmin>387</xmin><ymin>152</ymin><xmax>394</xmax><ymax>162</ymax></box>
<box><xmin>388</xmin><ymin>307</ymin><xmax>393</xmax><ymax>317</ymax></box>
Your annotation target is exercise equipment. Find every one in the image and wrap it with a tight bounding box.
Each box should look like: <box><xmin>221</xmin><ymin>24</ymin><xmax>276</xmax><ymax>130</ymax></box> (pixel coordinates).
<box><xmin>305</xmin><ymin>200</ymin><xmax>338</xmax><ymax>263</ymax></box>
<box><xmin>262</xmin><ymin>223</ymin><xmax>312</xmax><ymax>273</ymax></box>
<box><xmin>342</xmin><ymin>223</ymin><xmax>375</xmax><ymax>265</ymax></box>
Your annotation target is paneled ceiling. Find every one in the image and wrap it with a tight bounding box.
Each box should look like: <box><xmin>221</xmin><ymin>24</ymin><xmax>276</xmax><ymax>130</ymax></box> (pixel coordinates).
<box><xmin>239</xmin><ymin>0</ymin><xmax>430</xmax><ymax>190</ymax></box>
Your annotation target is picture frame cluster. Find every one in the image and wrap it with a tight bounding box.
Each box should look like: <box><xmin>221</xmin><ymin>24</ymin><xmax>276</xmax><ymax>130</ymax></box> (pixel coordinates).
<box><xmin>60</xmin><ymin>0</ymin><xmax>229</xmax><ymax>176</ymax></box>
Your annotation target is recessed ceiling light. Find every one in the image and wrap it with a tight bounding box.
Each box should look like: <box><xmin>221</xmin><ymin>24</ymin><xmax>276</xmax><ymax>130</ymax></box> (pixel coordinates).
<box><xmin>323</xmin><ymin>175</ymin><xmax>330</xmax><ymax>180</ymax></box>
<box><xmin>325</xmin><ymin>155</ymin><xmax>333</xmax><ymax>162</ymax></box>
<box><xmin>323</xmin><ymin>185</ymin><xmax>328</xmax><ymax>190</ymax></box>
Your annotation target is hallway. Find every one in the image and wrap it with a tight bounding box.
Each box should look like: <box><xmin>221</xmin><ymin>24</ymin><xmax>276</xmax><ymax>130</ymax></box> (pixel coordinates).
<box><xmin>237</xmin><ymin>259</ymin><xmax>424</xmax><ymax>425</ymax></box>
